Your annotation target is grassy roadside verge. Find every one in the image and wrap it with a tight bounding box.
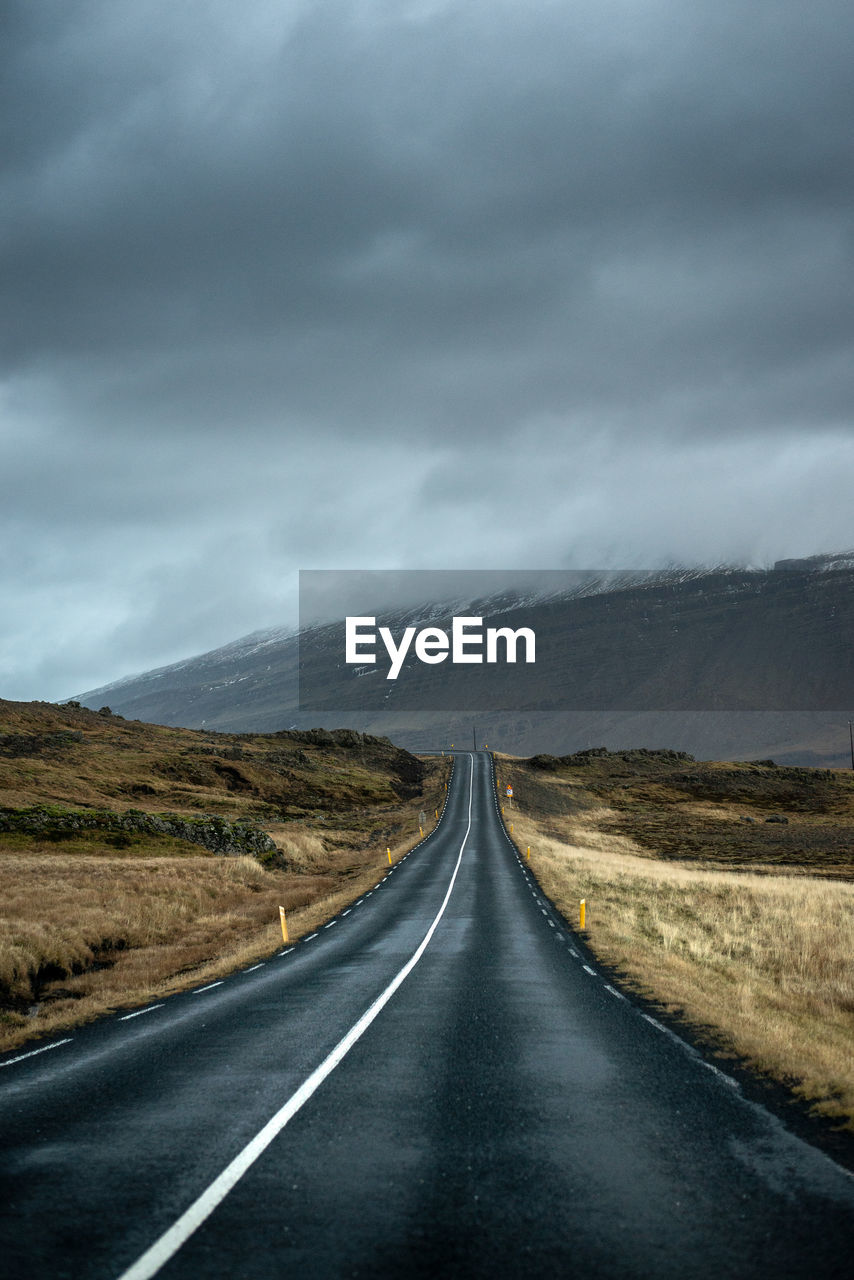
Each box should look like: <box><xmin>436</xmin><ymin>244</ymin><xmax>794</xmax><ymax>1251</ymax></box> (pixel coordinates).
<box><xmin>495</xmin><ymin>752</ymin><xmax>854</xmax><ymax>1133</ymax></box>
<box><xmin>0</xmin><ymin>701</ymin><xmax>452</xmax><ymax>1053</ymax></box>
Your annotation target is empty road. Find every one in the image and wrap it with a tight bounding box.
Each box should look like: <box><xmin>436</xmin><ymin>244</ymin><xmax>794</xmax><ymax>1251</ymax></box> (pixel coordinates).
<box><xmin>1</xmin><ymin>752</ymin><xmax>852</xmax><ymax>1278</ymax></box>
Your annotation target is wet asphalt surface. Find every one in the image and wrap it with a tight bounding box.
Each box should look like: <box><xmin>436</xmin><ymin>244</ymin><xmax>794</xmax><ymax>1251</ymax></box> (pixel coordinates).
<box><xmin>0</xmin><ymin>752</ymin><xmax>852</xmax><ymax>1278</ymax></box>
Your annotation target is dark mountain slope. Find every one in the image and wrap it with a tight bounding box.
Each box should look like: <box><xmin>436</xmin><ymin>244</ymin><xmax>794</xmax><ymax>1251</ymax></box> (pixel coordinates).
<box><xmin>75</xmin><ymin>564</ymin><xmax>854</xmax><ymax>765</ymax></box>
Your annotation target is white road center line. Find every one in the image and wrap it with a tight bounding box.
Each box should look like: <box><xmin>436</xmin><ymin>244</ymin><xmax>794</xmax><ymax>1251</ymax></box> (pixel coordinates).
<box><xmin>0</xmin><ymin>1038</ymin><xmax>73</xmax><ymax>1069</ymax></box>
<box><xmin>119</xmin><ymin>1005</ymin><xmax>165</xmax><ymax>1021</ymax></box>
<box><xmin>116</xmin><ymin>754</ymin><xmax>476</xmax><ymax>1280</ymax></box>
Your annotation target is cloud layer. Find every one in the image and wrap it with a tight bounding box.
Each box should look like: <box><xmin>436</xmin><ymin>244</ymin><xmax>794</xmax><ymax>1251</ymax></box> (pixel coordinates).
<box><xmin>3</xmin><ymin>0</ymin><xmax>853</xmax><ymax>699</ymax></box>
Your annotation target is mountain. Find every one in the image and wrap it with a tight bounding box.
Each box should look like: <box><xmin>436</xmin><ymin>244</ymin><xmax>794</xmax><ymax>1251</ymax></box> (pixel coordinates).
<box><xmin>75</xmin><ymin>561</ymin><xmax>854</xmax><ymax>766</ymax></box>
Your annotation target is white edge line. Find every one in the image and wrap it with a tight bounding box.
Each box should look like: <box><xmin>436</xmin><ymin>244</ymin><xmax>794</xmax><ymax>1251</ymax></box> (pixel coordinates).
<box><xmin>119</xmin><ymin>1005</ymin><xmax>165</xmax><ymax>1021</ymax></box>
<box><xmin>0</xmin><ymin>1038</ymin><xmax>73</xmax><ymax>1068</ymax></box>
<box><xmin>640</xmin><ymin>1014</ymin><xmax>740</xmax><ymax>1090</ymax></box>
<box><xmin>604</xmin><ymin>984</ymin><xmax>626</xmax><ymax>1001</ymax></box>
<box><xmin>700</xmin><ymin>1060</ymin><xmax>740</xmax><ymax>1088</ymax></box>
<box><xmin>582</xmin><ymin>964</ymin><xmax>597</xmax><ymax>976</ymax></box>
<box><xmin>244</xmin><ymin>964</ymin><xmax>264</xmax><ymax>973</ymax></box>
<box><xmin>192</xmin><ymin>981</ymin><xmax>224</xmax><ymax>994</ymax></box>
<box><xmin>115</xmin><ymin>754</ymin><xmax>476</xmax><ymax>1280</ymax></box>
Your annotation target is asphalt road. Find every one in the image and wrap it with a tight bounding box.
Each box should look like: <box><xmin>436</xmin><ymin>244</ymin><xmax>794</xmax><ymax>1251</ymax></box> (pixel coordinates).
<box><xmin>1</xmin><ymin>752</ymin><xmax>852</xmax><ymax>1278</ymax></box>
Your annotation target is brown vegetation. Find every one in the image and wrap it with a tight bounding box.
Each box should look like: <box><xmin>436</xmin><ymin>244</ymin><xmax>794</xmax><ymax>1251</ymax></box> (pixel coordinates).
<box><xmin>0</xmin><ymin>700</ymin><xmax>448</xmax><ymax>1052</ymax></box>
<box><xmin>498</xmin><ymin>749</ymin><xmax>854</xmax><ymax>1129</ymax></box>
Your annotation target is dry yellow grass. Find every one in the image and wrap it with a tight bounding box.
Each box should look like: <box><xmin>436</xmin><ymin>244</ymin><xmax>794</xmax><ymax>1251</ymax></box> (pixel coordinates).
<box><xmin>507</xmin><ymin>800</ymin><xmax>854</xmax><ymax>1127</ymax></box>
<box><xmin>0</xmin><ymin>751</ymin><xmax>451</xmax><ymax>1054</ymax></box>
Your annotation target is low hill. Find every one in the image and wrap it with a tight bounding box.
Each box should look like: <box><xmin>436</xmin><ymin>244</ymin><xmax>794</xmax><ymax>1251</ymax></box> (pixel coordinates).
<box><xmin>0</xmin><ymin>698</ymin><xmax>423</xmax><ymax>830</ymax></box>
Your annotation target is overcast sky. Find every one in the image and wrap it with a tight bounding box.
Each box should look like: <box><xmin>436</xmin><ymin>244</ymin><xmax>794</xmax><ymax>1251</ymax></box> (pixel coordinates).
<box><xmin>3</xmin><ymin>0</ymin><xmax>853</xmax><ymax>701</ymax></box>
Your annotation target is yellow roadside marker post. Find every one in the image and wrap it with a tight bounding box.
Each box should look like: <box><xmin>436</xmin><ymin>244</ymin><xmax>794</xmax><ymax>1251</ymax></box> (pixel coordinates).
<box><xmin>419</xmin><ymin>826</ymin><xmax>424</xmax><ymax>837</ymax></box>
<box><xmin>527</xmin><ymin>846</ymin><xmax>530</xmax><ymax>860</ymax></box>
<box><xmin>279</xmin><ymin>906</ymin><xmax>289</xmax><ymax>944</ymax></box>
<box><xmin>580</xmin><ymin>899</ymin><xmax>586</xmax><ymax>930</ymax></box>
<box><xmin>387</xmin><ymin>847</ymin><xmax>392</xmax><ymax>865</ymax></box>
<box><xmin>434</xmin><ymin>809</ymin><xmax>438</xmax><ymax>820</ymax></box>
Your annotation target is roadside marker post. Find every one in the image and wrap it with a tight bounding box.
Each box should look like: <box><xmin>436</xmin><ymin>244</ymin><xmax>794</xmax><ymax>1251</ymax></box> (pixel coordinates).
<box><xmin>387</xmin><ymin>848</ymin><xmax>392</xmax><ymax>865</ymax></box>
<box><xmin>527</xmin><ymin>846</ymin><xmax>530</xmax><ymax>860</ymax></box>
<box><xmin>580</xmin><ymin>899</ymin><xmax>586</xmax><ymax>930</ymax></box>
<box><xmin>279</xmin><ymin>907</ymin><xmax>289</xmax><ymax>944</ymax></box>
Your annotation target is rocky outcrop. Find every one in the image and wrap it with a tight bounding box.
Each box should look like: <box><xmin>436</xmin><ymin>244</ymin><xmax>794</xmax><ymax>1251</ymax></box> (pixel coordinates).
<box><xmin>0</xmin><ymin>805</ymin><xmax>277</xmax><ymax>858</ymax></box>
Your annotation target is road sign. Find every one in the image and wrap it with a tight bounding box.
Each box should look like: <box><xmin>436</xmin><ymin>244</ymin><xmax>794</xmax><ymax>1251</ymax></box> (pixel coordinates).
<box><xmin>506</xmin><ymin>786</ymin><xmax>513</xmax><ymax>797</ymax></box>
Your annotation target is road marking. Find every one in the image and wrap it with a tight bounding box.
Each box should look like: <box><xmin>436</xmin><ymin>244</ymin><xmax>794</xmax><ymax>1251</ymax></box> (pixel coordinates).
<box><xmin>341</xmin><ymin>909</ymin><xmax>351</xmax><ymax>916</ymax></box>
<box><xmin>116</xmin><ymin>755</ymin><xmax>476</xmax><ymax>1280</ymax></box>
<box><xmin>548</xmin><ymin>920</ymin><xmax>555</xmax><ymax>928</ymax></box>
<box><xmin>582</xmin><ymin>965</ymin><xmax>596</xmax><ymax>976</ymax></box>
<box><xmin>0</xmin><ymin>1039</ymin><xmax>73</xmax><ymax>1069</ymax></box>
<box><xmin>568</xmin><ymin>948</ymin><xmax>579</xmax><ymax>957</ymax></box>
<box><xmin>639</xmin><ymin>1014</ymin><xmax>740</xmax><ymax>1089</ymax></box>
<box><xmin>604</xmin><ymin>984</ymin><xmax>626</xmax><ymax>1001</ymax></box>
<box><xmin>640</xmin><ymin>1013</ymin><xmax>689</xmax><ymax>1049</ymax></box>
<box><xmin>279</xmin><ymin>947</ymin><xmax>294</xmax><ymax>956</ymax></box>
<box><xmin>244</xmin><ymin>964</ymin><xmax>265</xmax><ymax>973</ymax></box>
<box><xmin>700</xmin><ymin>1060</ymin><xmax>739</xmax><ymax>1087</ymax></box>
<box><xmin>120</xmin><ymin>1005</ymin><xmax>165</xmax><ymax>1021</ymax></box>
<box><xmin>192</xmin><ymin>982</ymin><xmax>224</xmax><ymax>994</ymax></box>
<box><xmin>324</xmin><ymin>921</ymin><xmax>336</xmax><ymax>929</ymax></box>
<box><xmin>303</xmin><ymin>933</ymin><xmax>318</xmax><ymax>942</ymax></box>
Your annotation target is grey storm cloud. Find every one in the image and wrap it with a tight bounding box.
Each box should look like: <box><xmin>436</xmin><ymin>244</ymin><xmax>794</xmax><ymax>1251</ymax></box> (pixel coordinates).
<box><xmin>2</xmin><ymin>0</ymin><xmax>853</xmax><ymax>700</ymax></box>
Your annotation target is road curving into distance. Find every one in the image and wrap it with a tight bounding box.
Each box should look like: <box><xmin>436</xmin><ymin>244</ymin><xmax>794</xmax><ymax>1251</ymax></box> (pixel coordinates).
<box><xmin>1</xmin><ymin>752</ymin><xmax>852</xmax><ymax>1278</ymax></box>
